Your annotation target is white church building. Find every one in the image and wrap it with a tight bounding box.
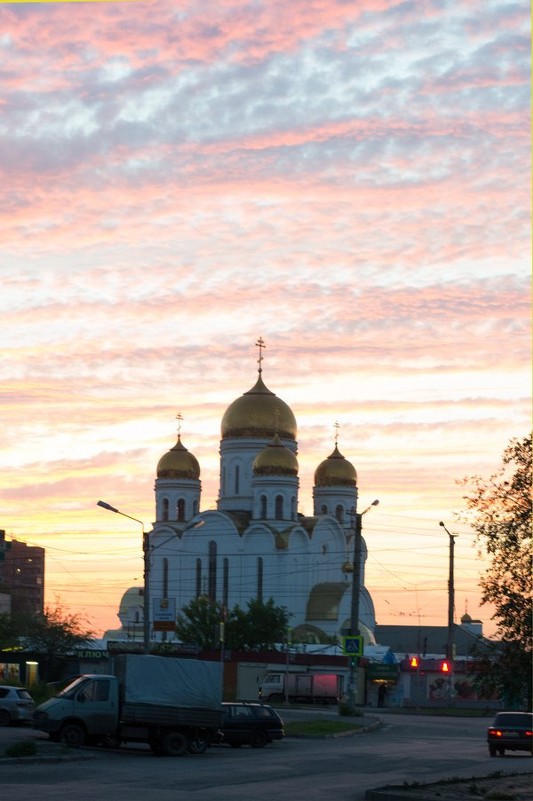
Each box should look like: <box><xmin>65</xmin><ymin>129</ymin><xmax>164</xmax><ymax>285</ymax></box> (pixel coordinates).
<box><xmin>110</xmin><ymin>347</ymin><xmax>377</xmax><ymax>646</ymax></box>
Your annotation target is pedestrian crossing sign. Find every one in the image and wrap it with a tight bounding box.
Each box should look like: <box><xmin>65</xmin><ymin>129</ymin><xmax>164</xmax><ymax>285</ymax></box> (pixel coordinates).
<box><xmin>342</xmin><ymin>635</ymin><xmax>363</xmax><ymax>656</ymax></box>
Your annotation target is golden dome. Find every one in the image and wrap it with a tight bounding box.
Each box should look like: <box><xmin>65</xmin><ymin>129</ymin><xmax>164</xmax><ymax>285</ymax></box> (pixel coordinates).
<box><xmin>221</xmin><ymin>373</ymin><xmax>297</xmax><ymax>440</ymax></box>
<box><xmin>314</xmin><ymin>445</ymin><xmax>357</xmax><ymax>487</ymax></box>
<box><xmin>157</xmin><ymin>436</ymin><xmax>200</xmax><ymax>480</ymax></box>
<box><xmin>253</xmin><ymin>434</ymin><xmax>299</xmax><ymax>476</ymax></box>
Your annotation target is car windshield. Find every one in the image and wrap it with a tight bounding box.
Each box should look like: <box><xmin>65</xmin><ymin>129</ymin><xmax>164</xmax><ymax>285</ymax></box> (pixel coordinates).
<box><xmin>56</xmin><ymin>676</ymin><xmax>90</xmax><ymax>699</ymax></box>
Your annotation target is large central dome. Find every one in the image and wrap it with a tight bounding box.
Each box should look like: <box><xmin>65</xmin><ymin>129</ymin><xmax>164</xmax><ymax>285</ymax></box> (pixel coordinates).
<box><xmin>221</xmin><ymin>374</ymin><xmax>297</xmax><ymax>440</ymax></box>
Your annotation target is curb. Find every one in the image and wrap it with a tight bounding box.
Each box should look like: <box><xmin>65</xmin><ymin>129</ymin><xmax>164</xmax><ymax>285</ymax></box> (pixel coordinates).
<box><xmin>0</xmin><ymin>747</ymin><xmax>96</xmax><ymax>765</ymax></box>
<box><xmin>365</xmin><ymin>788</ymin><xmax>435</xmax><ymax>801</ymax></box>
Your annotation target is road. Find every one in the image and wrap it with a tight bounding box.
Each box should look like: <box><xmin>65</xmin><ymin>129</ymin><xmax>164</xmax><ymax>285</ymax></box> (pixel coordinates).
<box><xmin>0</xmin><ymin>710</ymin><xmax>531</xmax><ymax>801</ymax></box>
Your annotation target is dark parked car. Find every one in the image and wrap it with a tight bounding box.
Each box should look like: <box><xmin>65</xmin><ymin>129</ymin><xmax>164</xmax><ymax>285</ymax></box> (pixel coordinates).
<box><xmin>221</xmin><ymin>702</ymin><xmax>284</xmax><ymax>748</ymax></box>
<box><xmin>0</xmin><ymin>686</ymin><xmax>36</xmax><ymax>726</ymax></box>
<box><xmin>487</xmin><ymin>711</ymin><xmax>533</xmax><ymax>757</ymax></box>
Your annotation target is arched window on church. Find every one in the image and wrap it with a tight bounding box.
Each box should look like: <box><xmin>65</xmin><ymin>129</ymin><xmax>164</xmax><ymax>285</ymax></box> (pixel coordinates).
<box><xmin>275</xmin><ymin>495</ymin><xmax>283</xmax><ymax>520</ymax></box>
<box><xmin>177</xmin><ymin>498</ymin><xmax>185</xmax><ymax>522</ymax></box>
<box><xmin>260</xmin><ymin>495</ymin><xmax>267</xmax><ymax>519</ymax></box>
<box><xmin>234</xmin><ymin>465</ymin><xmax>240</xmax><ymax>495</ymax></box>
<box><xmin>257</xmin><ymin>557</ymin><xmax>263</xmax><ymax>601</ymax></box>
<box><xmin>161</xmin><ymin>558</ymin><xmax>170</xmax><ymax>643</ymax></box>
<box><xmin>335</xmin><ymin>505</ymin><xmax>344</xmax><ymax>524</ymax></box>
<box><xmin>195</xmin><ymin>558</ymin><xmax>202</xmax><ymax>597</ymax></box>
<box><xmin>193</xmin><ymin>499</ymin><xmax>198</xmax><ymax>515</ymax></box>
<box><xmin>208</xmin><ymin>541</ymin><xmax>217</xmax><ymax>602</ymax></box>
<box><xmin>223</xmin><ymin>558</ymin><xmax>229</xmax><ymax>608</ymax></box>
<box><xmin>321</xmin><ymin>504</ymin><xmax>327</xmax><ymax>515</ymax></box>
<box><xmin>162</xmin><ymin>498</ymin><xmax>169</xmax><ymax>521</ymax></box>
<box><xmin>163</xmin><ymin>558</ymin><xmax>169</xmax><ymax>596</ymax></box>
<box><xmin>291</xmin><ymin>496</ymin><xmax>296</xmax><ymax>520</ymax></box>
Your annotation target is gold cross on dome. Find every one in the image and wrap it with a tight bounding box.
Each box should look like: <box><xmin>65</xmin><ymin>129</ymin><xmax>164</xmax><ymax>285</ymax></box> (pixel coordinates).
<box><xmin>255</xmin><ymin>337</ymin><xmax>266</xmax><ymax>372</ymax></box>
<box><xmin>176</xmin><ymin>411</ymin><xmax>183</xmax><ymax>436</ymax></box>
<box><xmin>334</xmin><ymin>421</ymin><xmax>340</xmax><ymax>445</ymax></box>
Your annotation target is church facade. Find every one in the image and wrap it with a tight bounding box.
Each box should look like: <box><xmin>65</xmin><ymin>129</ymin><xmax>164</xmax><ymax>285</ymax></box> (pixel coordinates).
<box><xmin>146</xmin><ymin>350</ymin><xmax>376</xmax><ymax>645</ymax></box>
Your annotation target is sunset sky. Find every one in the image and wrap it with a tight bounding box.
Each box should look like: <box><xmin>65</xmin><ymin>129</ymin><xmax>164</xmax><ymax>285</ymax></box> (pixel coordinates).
<box><xmin>1</xmin><ymin>0</ymin><xmax>530</xmax><ymax>641</ymax></box>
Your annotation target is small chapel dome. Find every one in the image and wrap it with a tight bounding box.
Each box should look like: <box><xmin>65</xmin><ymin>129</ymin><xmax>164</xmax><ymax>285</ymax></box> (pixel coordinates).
<box><xmin>221</xmin><ymin>373</ymin><xmax>297</xmax><ymax>440</ymax></box>
<box><xmin>157</xmin><ymin>436</ymin><xmax>201</xmax><ymax>480</ymax></box>
<box><xmin>118</xmin><ymin>587</ymin><xmax>144</xmax><ymax>614</ymax></box>
<box><xmin>314</xmin><ymin>445</ymin><xmax>357</xmax><ymax>487</ymax></box>
<box><xmin>253</xmin><ymin>433</ymin><xmax>299</xmax><ymax>476</ymax></box>
<box><xmin>461</xmin><ymin>612</ymin><xmax>472</xmax><ymax>624</ymax></box>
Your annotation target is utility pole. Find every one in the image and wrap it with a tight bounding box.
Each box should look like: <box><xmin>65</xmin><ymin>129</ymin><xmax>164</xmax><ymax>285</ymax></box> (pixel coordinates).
<box><xmin>347</xmin><ymin>500</ymin><xmax>379</xmax><ymax>712</ymax></box>
<box><xmin>439</xmin><ymin>521</ymin><xmax>458</xmax><ymax>703</ymax></box>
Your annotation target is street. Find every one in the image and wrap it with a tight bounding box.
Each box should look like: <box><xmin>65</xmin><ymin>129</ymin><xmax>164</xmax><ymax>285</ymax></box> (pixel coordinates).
<box><xmin>0</xmin><ymin>711</ymin><xmax>531</xmax><ymax>801</ymax></box>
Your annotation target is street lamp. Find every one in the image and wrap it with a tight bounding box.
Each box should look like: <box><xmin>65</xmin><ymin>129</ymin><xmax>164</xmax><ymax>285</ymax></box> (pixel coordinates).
<box><xmin>97</xmin><ymin>500</ymin><xmax>150</xmax><ymax>654</ymax></box>
<box><xmin>348</xmin><ymin>499</ymin><xmax>379</xmax><ymax>711</ymax></box>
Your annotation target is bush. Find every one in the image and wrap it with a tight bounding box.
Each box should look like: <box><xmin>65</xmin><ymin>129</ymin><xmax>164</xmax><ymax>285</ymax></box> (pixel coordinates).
<box><xmin>338</xmin><ymin>702</ymin><xmax>363</xmax><ymax>717</ymax></box>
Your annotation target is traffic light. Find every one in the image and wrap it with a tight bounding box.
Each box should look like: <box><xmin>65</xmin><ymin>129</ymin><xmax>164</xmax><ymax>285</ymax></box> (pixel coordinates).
<box><xmin>409</xmin><ymin>656</ymin><xmax>419</xmax><ymax>669</ymax></box>
<box><xmin>441</xmin><ymin>660</ymin><xmax>451</xmax><ymax>673</ymax></box>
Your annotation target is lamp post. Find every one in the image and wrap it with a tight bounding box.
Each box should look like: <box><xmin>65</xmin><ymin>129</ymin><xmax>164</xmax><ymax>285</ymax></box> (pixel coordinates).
<box><xmin>348</xmin><ymin>499</ymin><xmax>379</xmax><ymax>711</ymax></box>
<box><xmin>439</xmin><ymin>521</ymin><xmax>458</xmax><ymax>704</ymax></box>
<box><xmin>97</xmin><ymin>500</ymin><xmax>150</xmax><ymax>655</ymax></box>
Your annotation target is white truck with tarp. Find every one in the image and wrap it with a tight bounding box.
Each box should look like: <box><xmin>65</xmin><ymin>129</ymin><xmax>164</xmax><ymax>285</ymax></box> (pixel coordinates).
<box><xmin>33</xmin><ymin>654</ymin><xmax>223</xmax><ymax>756</ymax></box>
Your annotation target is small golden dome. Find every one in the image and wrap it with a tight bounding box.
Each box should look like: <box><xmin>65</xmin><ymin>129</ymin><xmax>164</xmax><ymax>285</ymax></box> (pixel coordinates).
<box><xmin>157</xmin><ymin>436</ymin><xmax>200</xmax><ymax>480</ymax></box>
<box><xmin>341</xmin><ymin>560</ymin><xmax>354</xmax><ymax>574</ymax></box>
<box><xmin>253</xmin><ymin>433</ymin><xmax>299</xmax><ymax>476</ymax></box>
<box><xmin>314</xmin><ymin>445</ymin><xmax>357</xmax><ymax>487</ymax></box>
<box><xmin>221</xmin><ymin>373</ymin><xmax>297</xmax><ymax>440</ymax></box>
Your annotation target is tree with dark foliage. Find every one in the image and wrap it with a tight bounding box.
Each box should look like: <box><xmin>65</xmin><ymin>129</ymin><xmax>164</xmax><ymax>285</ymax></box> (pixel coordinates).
<box><xmin>459</xmin><ymin>435</ymin><xmax>532</xmax><ymax>708</ymax></box>
<box><xmin>175</xmin><ymin>595</ymin><xmax>224</xmax><ymax>650</ymax></box>
<box><xmin>225</xmin><ymin>597</ymin><xmax>290</xmax><ymax>651</ymax></box>
<box><xmin>176</xmin><ymin>595</ymin><xmax>289</xmax><ymax>651</ymax></box>
<box><xmin>20</xmin><ymin>602</ymin><xmax>94</xmax><ymax>657</ymax></box>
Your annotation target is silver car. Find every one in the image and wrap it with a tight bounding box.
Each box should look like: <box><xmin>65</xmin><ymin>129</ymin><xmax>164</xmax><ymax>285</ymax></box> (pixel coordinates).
<box><xmin>0</xmin><ymin>685</ymin><xmax>36</xmax><ymax>726</ymax></box>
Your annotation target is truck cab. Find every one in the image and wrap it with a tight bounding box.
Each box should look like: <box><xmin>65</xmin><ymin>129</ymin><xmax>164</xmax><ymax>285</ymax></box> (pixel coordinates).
<box><xmin>34</xmin><ymin>675</ymin><xmax>120</xmax><ymax>746</ymax></box>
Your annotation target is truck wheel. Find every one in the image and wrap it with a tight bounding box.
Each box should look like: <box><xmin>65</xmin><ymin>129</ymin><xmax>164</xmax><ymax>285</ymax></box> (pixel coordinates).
<box><xmin>188</xmin><ymin>735</ymin><xmax>208</xmax><ymax>754</ymax></box>
<box><xmin>161</xmin><ymin>731</ymin><xmax>189</xmax><ymax>757</ymax></box>
<box><xmin>59</xmin><ymin>722</ymin><xmax>86</xmax><ymax>748</ymax></box>
<box><xmin>250</xmin><ymin>729</ymin><xmax>268</xmax><ymax>748</ymax></box>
